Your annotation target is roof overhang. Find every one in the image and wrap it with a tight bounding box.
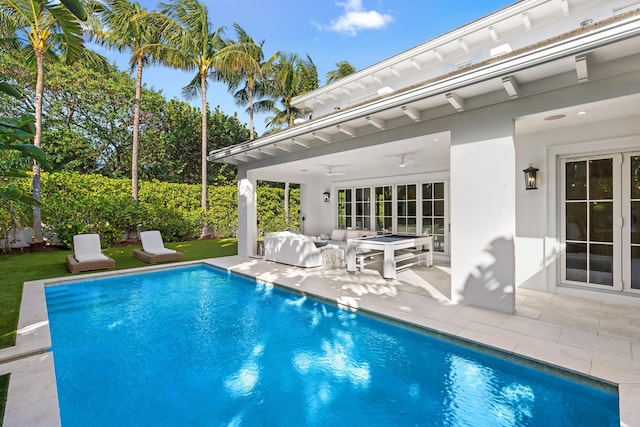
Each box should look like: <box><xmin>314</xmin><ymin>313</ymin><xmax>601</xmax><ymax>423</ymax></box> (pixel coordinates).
<box><xmin>208</xmin><ymin>11</ymin><xmax>640</xmax><ymax>169</ymax></box>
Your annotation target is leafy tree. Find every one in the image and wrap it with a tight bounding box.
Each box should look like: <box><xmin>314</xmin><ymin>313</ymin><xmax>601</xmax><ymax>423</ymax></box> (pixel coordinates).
<box><xmin>0</xmin><ymin>0</ymin><xmax>92</xmax><ymax>242</ymax></box>
<box><xmin>159</xmin><ymin>0</ymin><xmax>225</xmax><ymax>238</ymax></box>
<box><xmin>138</xmin><ymin>101</ymin><xmax>246</xmax><ymax>185</ymax></box>
<box><xmin>42</xmin><ymin>60</ymin><xmax>139</xmax><ymax>174</ymax></box>
<box><xmin>326</xmin><ymin>60</ymin><xmax>356</xmax><ymax>84</ymax></box>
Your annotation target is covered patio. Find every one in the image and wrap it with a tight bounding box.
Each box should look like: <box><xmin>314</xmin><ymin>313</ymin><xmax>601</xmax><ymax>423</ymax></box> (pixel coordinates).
<box><xmin>209</xmin><ymin>2</ymin><xmax>640</xmax><ymax>314</ymax></box>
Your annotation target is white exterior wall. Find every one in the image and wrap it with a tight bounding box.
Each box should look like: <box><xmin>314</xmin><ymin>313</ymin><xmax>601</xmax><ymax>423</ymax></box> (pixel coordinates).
<box><xmin>450</xmin><ymin>112</ymin><xmax>516</xmax><ymax>313</ymax></box>
<box><xmin>237</xmin><ymin>167</ymin><xmax>257</xmax><ymax>257</ymax></box>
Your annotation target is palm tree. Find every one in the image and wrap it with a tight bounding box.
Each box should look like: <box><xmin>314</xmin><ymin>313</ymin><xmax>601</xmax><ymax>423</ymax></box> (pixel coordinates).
<box><xmin>159</xmin><ymin>0</ymin><xmax>224</xmax><ymax>238</ymax></box>
<box><xmin>266</xmin><ymin>53</ymin><xmax>318</xmax><ymax>128</ymax></box>
<box><xmin>326</xmin><ymin>60</ymin><xmax>356</xmax><ymax>84</ymax></box>
<box><xmin>0</xmin><ymin>0</ymin><xmax>88</xmax><ymax>242</ymax></box>
<box><xmin>98</xmin><ymin>0</ymin><xmax>162</xmax><ymax>213</ymax></box>
<box><xmin>216</xmin><ymin>23</ymin><xmax>277</xmax><ymax>141</ymax></box>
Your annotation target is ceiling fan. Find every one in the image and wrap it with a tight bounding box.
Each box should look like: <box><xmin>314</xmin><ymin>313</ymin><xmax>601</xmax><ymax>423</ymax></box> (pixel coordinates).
<box><xmin>326</xmin><ymin>166</ymin><xmax>347</xmax><ymax>176</ymax></box>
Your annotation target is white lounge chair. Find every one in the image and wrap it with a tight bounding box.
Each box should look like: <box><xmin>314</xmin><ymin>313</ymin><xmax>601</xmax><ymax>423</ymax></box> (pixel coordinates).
<box><xmin>66</xmin><ymin>233</ymin><xmax>115</xmax><ymax>273</ymax></box>
<box><xmin>133</xmin><ymin>230</ymin><xmax>183</xmax><ymax>264</ymax></box>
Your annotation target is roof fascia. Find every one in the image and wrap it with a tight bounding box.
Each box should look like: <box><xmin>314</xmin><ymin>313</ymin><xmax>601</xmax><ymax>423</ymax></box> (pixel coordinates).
<box><xmin>292</xmin><ymin>0</ymin><xmax>547</xmax><ymax>106</ymax></box>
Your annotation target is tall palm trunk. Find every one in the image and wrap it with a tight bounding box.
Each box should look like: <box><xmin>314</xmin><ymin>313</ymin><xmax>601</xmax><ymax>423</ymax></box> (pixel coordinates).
<box><xmin>247</xmin><ymin>80</ymin><xmax>254</xmax><ymax>140</ymax></box>
<box><xmin>32</xmin><ymin>52</ymin><xmax>45</xmax><ymax>243</ymax></box>
<box><xmin>200</xmin><ymin>72</ymin><xmax>211</xmax><ymax>238</ymax></box>
<box><xmin>132</xmin><ymin>56</ymin><xmax>142</xmax><ymax>206</ymax></box>
<box><xmin>284</xmin><ymin>182</ymin><xmax>289</xmax><ymax>227</ymax></box>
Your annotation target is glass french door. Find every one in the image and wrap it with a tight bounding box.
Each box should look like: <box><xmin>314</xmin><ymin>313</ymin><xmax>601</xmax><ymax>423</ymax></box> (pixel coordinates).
<box><xmin>561</xmin><ymin>153</ymin><xmax>640</xmax><ymax>294</ymax></box>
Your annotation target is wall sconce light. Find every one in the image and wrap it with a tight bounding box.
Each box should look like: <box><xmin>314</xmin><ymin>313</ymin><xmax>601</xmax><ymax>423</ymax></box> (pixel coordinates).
<box><xmin>523</xmin><ymin>164</ymin><xmax>539</xmax><ymax>190</ymax></box>
<box><xmin>323</xmin><ymin>191</ymin><xmax>331</xmax><ymax>202</ymax></box>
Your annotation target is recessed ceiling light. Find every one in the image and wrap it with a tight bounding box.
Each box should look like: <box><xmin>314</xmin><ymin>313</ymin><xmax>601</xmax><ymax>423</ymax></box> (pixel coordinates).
<box><xmin>300</xmin><ymin>169</ymin><xmax>308</xmax><ymax>172</ymax></box>
<box><xmin>434</xmin><ymin>138</ymin><xmax>440</xmax><ymax>142</ymax></box>
<box><xmin>577</xmin><ymin>111</ymin><xmax>588</xmax><ymax>115</ymax></box>
<box><xmin>544</xmin><ymin>114</ymin><xmax>566</xmax><ymax>121</ymax></box>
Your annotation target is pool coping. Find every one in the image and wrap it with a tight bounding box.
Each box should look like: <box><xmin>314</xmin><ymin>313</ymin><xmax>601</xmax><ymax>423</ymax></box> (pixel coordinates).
<box><xmin>1</xmin><ymin>257</ymin><xmax>639</xmax><ymax>426</ymax></box>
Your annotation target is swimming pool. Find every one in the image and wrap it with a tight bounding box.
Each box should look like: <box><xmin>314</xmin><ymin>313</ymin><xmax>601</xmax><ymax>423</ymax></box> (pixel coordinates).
<box><xmin>46</xmin><ymin>265</ymin><xmax>619</xmax><ymax>426</ymax></box>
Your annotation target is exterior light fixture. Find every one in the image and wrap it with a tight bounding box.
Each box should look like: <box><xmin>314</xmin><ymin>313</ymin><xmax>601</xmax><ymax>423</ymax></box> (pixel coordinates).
<box><xmin>323</xmin><ymin>191</ymin><xmax>331</xmax><ymax>202</ymax></box>
<box><xmin>523</xmin><ymin>164</ymin><xmax>539</xmax><ymax>190</ymax></box>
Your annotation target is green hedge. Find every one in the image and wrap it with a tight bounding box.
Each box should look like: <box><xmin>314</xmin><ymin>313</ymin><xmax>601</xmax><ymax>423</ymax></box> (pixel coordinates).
<box><xmin>10</xmin><ymin>172</ymin><xmax>300</xmax><ymax>247</ymax></box>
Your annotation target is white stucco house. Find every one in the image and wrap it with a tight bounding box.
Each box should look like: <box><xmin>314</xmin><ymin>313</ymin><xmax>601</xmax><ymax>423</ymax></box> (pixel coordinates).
<box><xmin>208</xmin><ymin>0</ymin><xmax>640</xmax><ymax>314</ymax></box>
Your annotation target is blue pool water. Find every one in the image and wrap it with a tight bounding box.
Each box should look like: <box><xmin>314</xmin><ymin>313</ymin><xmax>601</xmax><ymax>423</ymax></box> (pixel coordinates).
<box><xmin>46</xmin><ymin>265</ymin><xmax>619</xmax><ymax>426</ymax></box>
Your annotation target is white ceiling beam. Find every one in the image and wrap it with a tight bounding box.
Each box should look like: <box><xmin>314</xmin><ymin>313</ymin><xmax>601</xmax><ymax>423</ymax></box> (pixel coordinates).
<box><xmin>458</xmin><ymin>39</ymin><xmax>469</xmax><ymax>53</ymax></box>
<box><xmin>355</xmin><ymin>80</ymin><xmax>367</xmax><ymax>89</ymax></box>
<box><xmin>560</xmin><ymin>0</ymin><xmax>570</xmax><ymax>16</ymax></box>
<box><xmin>401</xmin><ymin>105</ymin><xmax>421</xmax><ymax>122</ymax></box>
<box><xmin>273</xmin><ymin>143</ymin><xmax>291</xmax><ymax>153</ymax></box>
<box><xmin>488</xmin><ymin>26</ymin><xmax>499</xmax><ymax>42</ymax></box>
<box><xmin>410</xmin><ymin>58</ymin><xmax>422</xmax><ymax>70</ymax></box>
<box><xmin>312</xmin><ymin>132</ymin><xmax>331</xmax><ymax>143</ymax></box>
<box><xmin>314</xmin><ymin>97</ymin><xmax>325</xmax><ymax>106</ymax></box>
<box><xmin>327</xmin><ymin>92</ymin><xmax>339</xmax><ymax>100</ymax></box>
<box><xmin>522</xmin><ymin>12</ymin><xmax>531</xmax><ymax>30</ymax></box>
<box><xmin>445</xmin><ymin>92</ymin><xmax>465</xmax><ymax>112</ymax></box>
<box><xmin>366</xmin><ymin>116</ymin><xmax>386</xmax><ymax>130</ymax></box>
<box><xmin>291</xmin><ymin>138</ymin><xmax>309</xmax><ymax>148</ymax></box>
<box><xmin>433</xmin><ymin>49</ymin><xmax>444</xmax><ymax>62</ymax></box>
<box><xmin>245</xmin><ymin>150</ymin><xmax>262</xmax><ymax>159</ymax></box>
<box><xmin>259</xmin><ymin>147</ymin><xmax>276</xmax><ymax>156</ymax></box>
<box><xmin>501</xmin><ymin>75</ymin><xmax>519</xmax><ymax>98</ymax></box>
<box><xmin>390</xmin><ymin>66</ymin><xmax>401</xmax><ymax>78</ymax></box>
<box><xmin>371</xmin><ymin>74</ymin><xmax>383</xmax><ymax>84</ymax></box>
<box><xmin>575</xmin><ymin>54</ymin><xmax>589</xmax><ymax>83</ymax></box>
<box><xmin>341</xmin><ymin>87</ymin><xmax>351</xmax><ymax>96</ymax></box>
<box><xmin>232</xmin><ymin>154</ymin><xmax>249</xmax><ymax>163</ymax></box>
<box><xmin>336</xmin><ymin>124</ymin><xmax>356</xmax><ymax>137</ymax></box>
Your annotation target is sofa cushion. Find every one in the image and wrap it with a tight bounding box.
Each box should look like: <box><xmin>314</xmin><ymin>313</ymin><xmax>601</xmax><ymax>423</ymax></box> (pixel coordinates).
<box><xmin>330</xmin><ymin>229</ymin><xmax>346</xmax><ymax>241</ymax></box>
<box><xmin>346</xmin><ymin>229</ymin><xmax>369</xmax><ymax>240</ymax></box>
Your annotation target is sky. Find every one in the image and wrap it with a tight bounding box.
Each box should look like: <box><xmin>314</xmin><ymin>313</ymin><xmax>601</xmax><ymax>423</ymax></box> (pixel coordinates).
<box><xmin>99</xmin><ymin>0</ymin><xmax>515</xmax><ymax>135</ymax></box>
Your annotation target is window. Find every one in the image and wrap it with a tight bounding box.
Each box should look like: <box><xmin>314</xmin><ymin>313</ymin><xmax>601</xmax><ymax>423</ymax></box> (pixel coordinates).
<box><xmin>396</xmin><ymin>184</ymin><xmax>417</xmax><ymax>235</ymax></box>
<box><xmin>355</xmin><ymin>187</ymin><xmax>371</xmax><ymax>230</ymax></box>
<box><xmin>375</xmin><ymin>186</ymin><xmax>392</xmax><ymax>232</ymax></box>
<box><xmin>337</xmin><ymin>189</ymin><xmax>352</xmax><ymax>229</ymax></box>
<box><xmin>422</xmin><ymin>182</ymin><xmax>446</xmax><ymax>252</ymax></box>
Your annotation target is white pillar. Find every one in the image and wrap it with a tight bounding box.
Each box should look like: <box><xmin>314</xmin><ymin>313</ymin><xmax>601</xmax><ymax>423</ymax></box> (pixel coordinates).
<box><xmin>237</xmin><ymin>167</ymin><xmax>257</xmax><ymax>257</ymax></box>
<box><xmin>450</xmin><ymin>122</ymin><xmax>516</xmax><ymax>313</ymax></box>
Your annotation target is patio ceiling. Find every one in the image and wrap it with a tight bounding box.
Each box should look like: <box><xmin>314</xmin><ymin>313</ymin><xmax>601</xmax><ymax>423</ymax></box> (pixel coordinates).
<box><xmin>259</xmin><ymin>131</ymin><xmax>452</xmax><ymax>181</ymax></box>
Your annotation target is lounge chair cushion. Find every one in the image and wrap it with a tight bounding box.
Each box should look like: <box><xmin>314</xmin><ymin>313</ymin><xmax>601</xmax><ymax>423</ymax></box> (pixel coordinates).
<box><xmin>73</xmin><ymin>234</ymin><xmax>109</xmax><ymax>263</ymax></box>
<box><xmin>140</xmin><ymin>230</ymin><xmax>177</xmax><ymax>255</ymax></box>
<box><xmin>144</xmin><ymin>247</ymin><xmax>177</xmax><ymax>256</ymax></box>
<box><xmin>75</xmin><ymin>253</ymin><xmax>110</xmax><ymax>263</ymax></box>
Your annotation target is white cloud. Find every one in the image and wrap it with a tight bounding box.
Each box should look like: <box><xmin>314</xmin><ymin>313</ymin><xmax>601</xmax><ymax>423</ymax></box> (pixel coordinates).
<box><xmin>325</xmin><ymin>0</ymin><xmax>393</xmax><ymax>36</ymax></box>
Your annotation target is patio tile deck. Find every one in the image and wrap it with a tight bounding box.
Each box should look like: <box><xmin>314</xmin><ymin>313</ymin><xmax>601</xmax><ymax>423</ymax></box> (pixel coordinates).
<box><xmin>2</xmin><ymin>255</ymin><xmax>639</xmax><ymax>426</ymax></box>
